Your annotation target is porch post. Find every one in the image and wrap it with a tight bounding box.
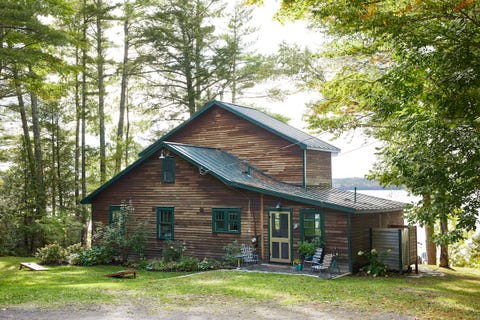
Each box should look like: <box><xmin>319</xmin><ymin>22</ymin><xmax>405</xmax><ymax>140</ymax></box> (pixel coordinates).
<box><xmin>260</xmin><ymin>193</ymin><xmax>264</xmax><ymax>261</ymax></box>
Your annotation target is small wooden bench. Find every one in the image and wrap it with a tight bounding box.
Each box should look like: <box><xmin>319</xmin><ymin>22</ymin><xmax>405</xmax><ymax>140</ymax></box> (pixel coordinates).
<box><xmin>19</xmin><ymin>262</ymin><xmax>49</xmax><ymax>271</ymax></box>
<box><xmin>105</xmin><ymin>269</ymin><xmax>137</xmax><ymax>279</ymax></box>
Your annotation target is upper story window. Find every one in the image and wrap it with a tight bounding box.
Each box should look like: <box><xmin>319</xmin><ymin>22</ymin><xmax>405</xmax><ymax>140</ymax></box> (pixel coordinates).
<box><xmin>212</xmin><ymin>208</ymin><xmax>241</xmax><ymax>233</ymax></box>
<box><xmin>162</xmin><ymin>156</ymin><xmax>175</xmax><ymax>183</ymax></box>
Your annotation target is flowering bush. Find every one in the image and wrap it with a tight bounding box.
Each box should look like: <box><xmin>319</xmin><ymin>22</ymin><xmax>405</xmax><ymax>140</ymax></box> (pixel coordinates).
<box><xmin>293</xmin><ymin>259</ymin><xmax>302</xmax><ymax>266</ymax></box>
<box><xmin>358</xmin><ymin>248</ymin><xmax>390</xmax><ymax>277</ymax></box>
<box><xmin>35</xmin><ymin>242</ymin><xmax>66</xmax><ymax>265</ymax></box>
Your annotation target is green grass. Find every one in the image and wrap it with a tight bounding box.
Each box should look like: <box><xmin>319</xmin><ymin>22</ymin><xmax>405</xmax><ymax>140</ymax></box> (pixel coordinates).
<box><xmin>1</xmin><ymin>256</ymin><xmax>479</xmax><ymax>319</ymax></box>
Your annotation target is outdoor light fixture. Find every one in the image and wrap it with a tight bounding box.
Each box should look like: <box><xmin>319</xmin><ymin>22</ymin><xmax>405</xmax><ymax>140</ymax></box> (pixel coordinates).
<box><xmin>159</xmin><ymin>150</ymin><xmax>165</xmax><ymax>159</ymax></box>
<box><xmin>275</xmin><ymin>202</ymin><xmax>281</xmax><ymax>209</ymax></box>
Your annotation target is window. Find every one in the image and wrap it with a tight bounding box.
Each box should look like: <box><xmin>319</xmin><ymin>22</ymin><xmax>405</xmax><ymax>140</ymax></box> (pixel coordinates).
<box><xmin>109</xmin><ymin>205</ymin><xmax>122</xmax><ymax>225</ymax></box>
<box><xmin>300</xmin><ymin>209</ymin><xmax>323</xmax><ymax>243</ymax></box>
<box><xmin>162</xmin><ymin>156</ymin><xmax>175</xmax><ymax>183</ymax></box>
<box><xmin>157</xmin><ymin>207</ymin><xmax>174</xmax><ymax>239</ymax></box>
<box><xmin>212</xmin><ymin>208</ymin><xmax>241</xmax><ymax>233</ymax></box>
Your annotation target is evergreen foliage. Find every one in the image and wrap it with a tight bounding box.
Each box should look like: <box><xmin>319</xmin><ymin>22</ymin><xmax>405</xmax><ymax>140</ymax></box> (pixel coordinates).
<box><xmin>0</xmin><ymin>0</ymin><xmax>314</xmax><ymax>255</ymax></box>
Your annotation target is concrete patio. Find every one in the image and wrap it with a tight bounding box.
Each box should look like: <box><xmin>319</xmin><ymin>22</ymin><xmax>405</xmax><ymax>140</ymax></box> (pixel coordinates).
<box><xmin>240</xmin><ymin>262</ymin><xmax>351</xmax><ymax>279</ymax></box>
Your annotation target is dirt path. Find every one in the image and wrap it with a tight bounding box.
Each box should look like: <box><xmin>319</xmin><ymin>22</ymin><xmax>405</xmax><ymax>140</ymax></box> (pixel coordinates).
<box><xmin>0</xmin><ymin>300</ymin><xmax>415</xmax><ymax>320</ymax></box>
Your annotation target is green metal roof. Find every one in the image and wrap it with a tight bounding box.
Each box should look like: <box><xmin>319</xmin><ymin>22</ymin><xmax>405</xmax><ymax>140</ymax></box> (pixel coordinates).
<box><xmin>140</xmin><ymin>100</ymin><xmax>340</xmax><ymax>157</ymax></box>
<box><xmin>162</xmin><ymin>142</ymin><xmax>404</xmax><ymax>214</ymax></box>
<box><xmin>82</xmin><ymin>139</ymin><xmax>404</xmax><ymax>213</ymax></box>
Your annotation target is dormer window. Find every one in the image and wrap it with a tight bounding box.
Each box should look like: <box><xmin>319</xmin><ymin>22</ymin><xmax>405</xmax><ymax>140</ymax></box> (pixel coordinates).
<box><xmin>162</xmin><ymin>156</ymin><xmax>175</xmax><ymax>183</ymax></box>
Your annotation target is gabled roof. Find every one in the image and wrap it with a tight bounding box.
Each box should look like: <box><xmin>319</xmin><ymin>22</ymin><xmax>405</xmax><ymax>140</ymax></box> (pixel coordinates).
<box><xmin>140</xmin><ymin>100</ymin><xmax>340</xmax><ymax>157</ymax></box>
<box><xmin>81</xmin><ymin>100</ymin><xmax>341</xmax><ymax>205</ymax></box>
<box><xmin>162</xmin><ymin>142</ymin><xmax>404</xmax><ymax>214</ymax></box>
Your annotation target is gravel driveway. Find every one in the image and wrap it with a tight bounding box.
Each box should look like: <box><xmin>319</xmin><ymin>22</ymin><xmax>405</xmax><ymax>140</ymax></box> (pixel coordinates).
<box><xmin>1</xmin><ymin>300</ymin><xmax>415</xmax><ymax>320</ymax></box>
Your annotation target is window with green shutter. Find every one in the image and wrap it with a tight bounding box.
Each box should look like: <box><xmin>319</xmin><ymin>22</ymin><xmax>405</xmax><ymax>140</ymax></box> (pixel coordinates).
<box><xmin>162</xmin><ymin>156</ymin><xmax>175</xmax><ymax>183</ymax></box>
<box><xmin>212</xmin><ymin>208</ymin><xmax>241</xmax><ymax>233</ymax></box>
<box><xmin>157</xmin><ymin>207</ymin><xmax>174</xmax><ymax>239</ymax></box>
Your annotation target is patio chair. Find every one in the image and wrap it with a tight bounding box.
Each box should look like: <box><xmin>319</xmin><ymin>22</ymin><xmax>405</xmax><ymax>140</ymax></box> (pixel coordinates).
<box><xmin>240</xmin><ymin>244</ymin><xmax>258</xmax><ymax>265</ymax></box>
<box><xmin>312</xmin><ymin>253</ymin><xmax>340</xmax><ymax>278</ymax></box>
<box><xmin>303</xmin><ymin>248</ymin><xmax>323</xmax><ymax>270</ymax></box>
<box><xmin>312</xmin><ymin>253</ymin><xmax>333</xmax><ymax>273</ymax></box>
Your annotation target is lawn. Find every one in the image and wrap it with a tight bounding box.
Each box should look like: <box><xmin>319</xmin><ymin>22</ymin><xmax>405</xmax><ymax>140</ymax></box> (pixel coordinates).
<box><xmin>1</xmin><ymin>256</ymin><xmax>479</xmax><ymax>319</ymax></box>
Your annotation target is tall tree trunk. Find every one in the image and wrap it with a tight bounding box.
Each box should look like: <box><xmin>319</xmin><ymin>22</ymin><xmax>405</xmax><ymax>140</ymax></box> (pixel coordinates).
<box><xmin>114</xmin><ymin>15</ymin><xmax>130</xmax><ymax>173</ymax></box>
<box><xmin>50</xmin><ymin>110</ymin><xmax>56</xmax><ymax>216</ymax></box>
<box><xmin>30</xmin><ymin>90</ymin><xmax>46</xmax><ymax>216</ymax></box>
<box><xmin>14</xmin><ymin>67</ymin><xmax>39</xmax><ymax>251</ymax></box>
<box><xmin>96</xmin><ymin>0</ymin><xmax>106</xmax><ymax>183</ymax></box>
<box><xmin>80</xmin><ymin>0</ymin><xmax>89</xmax><ymax>246</ymax></box>
<box><xmin>423</xmin><ymin>194</ymin><xmax>437</xmax><ymax>265</ymax></box>
<box><xmin>74</xmin><ymin>45</ymin><xmax>81</xmax><ymax>210</ymax></box>
<box><xmin>425</xmin><ymin>225</ymin><xmax>436</xmax><ymax>265</ymax></box>
<box><xmin>55</xmin><ymin>112</ymin><xmax>63</xmax><ymax>209</ymax></box>
<box><xmin>193</xmin><ymin>0</ymin><xmax>202</xmax><ymax>113</ymax></box>
<box><xmin>439</xmin><ymin>216</ymin><xmax>450</xmax><ymax>268</ymax></box>
<box><xmin>125</xmin><ymin>97</ymin><xmax>130</xmax><ymax>167</ymax></box>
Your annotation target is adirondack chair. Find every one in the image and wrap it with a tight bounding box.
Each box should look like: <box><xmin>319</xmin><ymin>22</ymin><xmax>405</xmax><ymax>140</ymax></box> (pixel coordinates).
<box><xmin>240</xmin><ymin>244</ymin><xmax>258</xmax><ymax>265</ymax></box>
<box><xmin>303</xmin><ymin>248</ymin><xmax>323</xmax><ymax>270</ymax></box>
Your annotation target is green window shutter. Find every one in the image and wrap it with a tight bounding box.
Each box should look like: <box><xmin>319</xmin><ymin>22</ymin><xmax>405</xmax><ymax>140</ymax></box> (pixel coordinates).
<box><xmin>212</xmin><ymin>208</ymin><xmax>241</xmax><ymax>233</ymax></box>
<box><xmin>162</xmin><ymin>157</ymin><xmax>175</xmax><ymax>183</ymax></box>
<box><xmin>157</xmin><ymin>207</ymin><xmax>174</xmax><ymax>239</ymax></box>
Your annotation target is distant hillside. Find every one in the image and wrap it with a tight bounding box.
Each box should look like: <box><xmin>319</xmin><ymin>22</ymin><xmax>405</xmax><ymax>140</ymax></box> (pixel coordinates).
<box><xmin>333</xmin><ymin>177</ymin><xmax>404</xmax><ymax>190</ymax></box>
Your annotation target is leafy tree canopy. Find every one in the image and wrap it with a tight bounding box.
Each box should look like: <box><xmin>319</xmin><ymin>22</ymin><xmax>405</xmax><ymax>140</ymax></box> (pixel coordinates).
<box><xmin>275</xmin><ymin>0</ymin><xmax>480</xmax><ymax>249</ymax></box>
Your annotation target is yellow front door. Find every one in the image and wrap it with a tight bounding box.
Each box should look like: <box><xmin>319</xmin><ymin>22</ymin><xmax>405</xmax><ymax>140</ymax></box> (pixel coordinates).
<box><xmin>269</xmin><ymin>210</ymin><xmax>291</xmax><ymax>263</ymax></box>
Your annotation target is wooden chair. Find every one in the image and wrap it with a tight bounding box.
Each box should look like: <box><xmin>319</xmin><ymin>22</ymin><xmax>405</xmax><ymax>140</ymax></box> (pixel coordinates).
<box><xmin>303</xmin><ymin>248</ymin><xmax>323</xmax><ymax>270</ymax></box>
<box><xmin>240</xmin><ymin>244</ymin><xmax>258</xmax><ymax>265</ymax></box>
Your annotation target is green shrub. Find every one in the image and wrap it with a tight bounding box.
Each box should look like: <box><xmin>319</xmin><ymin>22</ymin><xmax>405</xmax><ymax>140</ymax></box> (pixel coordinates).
<box><xmin>358</xmin><ymin>248</ymin><xmax>390</xmax><ymax>277</ymax></box>
<box><xmin>93</xmin><ymin>200</ymin><xmax>150</xmax><ymax>263</ymax></box>
<box><xmin>198</xmin><ymin>258</ymin><xmax>218</xmax><ymax>271</ymax></box>
<box><xmin>173</xmin><ymin>257</ymin><xmax>200</xmax><ymax>271</ymax></box>
<box><xmin>66</xmin><ymin>243</ymin><xmax>82</xmax><ymax>255</ymax></box>
<box><xmin>162</xmin><ymin>240</ymin><xmax>186</xmax><ymax>262</ymax></box>
<box><xmin>123</xmin><ymin>259</ymin><xmax>149</xmax><ymax>270</ymax></box>
<box><xmin>224</xmin><ymin>240</ymin><xmax>242</xmax><ymax>266</ymax></box>
<box><xmin>35</xmin><ymin>242</ymin><xmax>67</xmax><ymax>265</ymax></box>
<box><xmin>74</xmin><ymin>246</ymin><xmax>113</xmax><ymax>266</ymax></box>
<box><xmin>146</xmin><ymin>257</ymin><xmax>219</xmax><ymax>272</ymax></box>
<box><xmin>146</xmin><ymin>259</ymin><xmax>168</xmax><ymax>271</ymax></box>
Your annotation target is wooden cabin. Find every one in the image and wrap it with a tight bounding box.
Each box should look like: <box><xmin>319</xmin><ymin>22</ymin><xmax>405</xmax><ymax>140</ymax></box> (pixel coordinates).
<box><xmin>82</xmin><ymin>100</ymin><xmax>405</xmax><ymax>272</ymax></box>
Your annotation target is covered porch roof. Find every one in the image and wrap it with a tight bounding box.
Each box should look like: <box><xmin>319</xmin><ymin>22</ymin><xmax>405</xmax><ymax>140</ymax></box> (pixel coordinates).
<box><xmin>162</xmin><ymin>142</ymin><xmax>404</xmax><ymax>214</ymax></box>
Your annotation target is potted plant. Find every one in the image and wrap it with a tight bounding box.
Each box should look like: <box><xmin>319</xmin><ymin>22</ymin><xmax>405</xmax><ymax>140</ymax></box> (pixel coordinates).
<box><xmin>297</xmin><ymin>241</ymin><xmax>316</xmax><ymax>260</ymax></box>
<box><xmin>293</xmin><ymin>259</ymin><xmax>302</xmax><ymax>271</ymax></box>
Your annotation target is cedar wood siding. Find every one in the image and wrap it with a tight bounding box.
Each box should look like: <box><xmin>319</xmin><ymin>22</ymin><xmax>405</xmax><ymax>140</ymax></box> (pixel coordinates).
<box><xmin>305</xmin><ymin>149</ymin><xmax>332</xmax><ymax>188</ymax></box>
<box><xmin>91</xmin><ymin>151</ymin><xmax>262</xmax><ymax>259</ymax></box>
<box><xmin>257</xmin><ymin>194</ymin><xmax>349</xmax><ymax>266</ymax></box>
<box><xmin>349</xmin><ymin>211</ymin><xmax>404</xmax><ymax>272</ymax></box>
<box><xmin>90</xmin><ymin>145</ymin><xmax>350</xmax><ymax>262</ymax></box>
<box><xmin>166</xmin><ymin>105</ymin><xmax>332</xmax><ymax>186</ymax></box>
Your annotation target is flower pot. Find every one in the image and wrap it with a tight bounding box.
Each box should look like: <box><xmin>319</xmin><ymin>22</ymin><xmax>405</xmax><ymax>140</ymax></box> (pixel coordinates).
<box><xmin>295</xmin><ymin>264</ymin><xmax>303</xmax><ymax>271</ymax></box>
